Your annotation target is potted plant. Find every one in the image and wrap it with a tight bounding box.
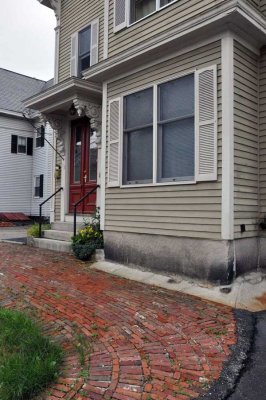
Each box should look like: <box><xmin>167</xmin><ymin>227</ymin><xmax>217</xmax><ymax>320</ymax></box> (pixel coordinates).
<box><xmin>71</xmin><ymin>209</ymin><xmax>103</xmax><ymax>261</ymax></box>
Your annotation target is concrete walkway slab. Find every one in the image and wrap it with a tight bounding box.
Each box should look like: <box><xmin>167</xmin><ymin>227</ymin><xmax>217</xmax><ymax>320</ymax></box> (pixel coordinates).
<box><xmin>91</xmin><ymin>261</ymin><xmax>266</xmax><ymax>312</ymax></box>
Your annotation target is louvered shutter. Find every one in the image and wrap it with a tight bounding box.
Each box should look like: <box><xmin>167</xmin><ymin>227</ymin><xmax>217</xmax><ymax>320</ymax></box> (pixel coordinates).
<box><xmin>195</xmin><ymin>66</ymin><xmax>217</xmax><ymax>181</ymax></box>
<box><xmin>11</xmin><ymin>135</ymin><xmax>18</xmax><ymax>154</ymax></box>
<box><xmin>40</xmin><ymin>125</ymin><xmax>45</xmax><ymax>147</ymax></box>
<box><xmin>27</xmin><ymin>137</ymin><xmax>33</xmax><ymax>156</ymax></box>
<box><xmin>90</xmin><ymin>19</ymin><xmax>99</xmax><ymax>66</ymax></box>
<box><xmin>108</xmin><ymin>99</ymin><xmax>121</xmax><ymax>187</ymax></box>
<box><xmin>114</xmin><ymin>0</ymin><xmax>128</xmax><ymax>32</ymax></box>
<box><xmin>70</xmin><ymin>32</ymin><xmax>78</xmax><ymax>76</ymax></box>
<box><xmin>39</xmin><ymin>174</ymin><xmax>44</xmax><ymax>198</ymax></box>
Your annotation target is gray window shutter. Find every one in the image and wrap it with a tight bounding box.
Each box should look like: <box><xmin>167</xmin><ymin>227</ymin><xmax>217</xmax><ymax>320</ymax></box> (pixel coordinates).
<box><xmin>39</xmin><ymin>174</ymin><xmax>44</xmax><ymax>198</ymax></box>
<box><xmin>27</xmin><ymin>137</ymin><xmax>33</xmax><ymax>156</ymax></box>
<box><xmin>114</xmin><ymin>0</ymin><xmax>128</xmax><ymax>33</ymax></box>
<box><xmin>11</xmin><ymin>135</ymin><xmax>18</xmax><ymax>154</ymax></box>
<box><xmin>108</xmin><ymin>99</ymin><xmax>121</xmax><ymax>187</ymax></box>
<box><xmin>70</xmin><ymin>32</ymin><xmax>78</xmax><ymax>76</ymax></box>
<box><xmin>90</xmin><ymin>19</ymin><xmax>99</xmax><ymax>66</ymax></box>
<box><xmin>195</xmin><ymin>65</ymin><xmax>217</xmax><ymax>181</ymax></box>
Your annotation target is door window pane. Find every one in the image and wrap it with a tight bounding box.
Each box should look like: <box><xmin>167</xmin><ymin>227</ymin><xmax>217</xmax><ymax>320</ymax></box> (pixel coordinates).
<box><xmin>124</xmin><ymin>128</ymin><xmax>153</xmax><ymax>183</ymax></box>
<box><xmin>89</xmin><ymin>131</ymin><xmax>97</xmax><ymax>181</ymax></box>
<box><xmin>158</xmin><ymin>118</ymin><xmax>194</xmax><ymax>181</ymax></box>
<box><xmin>131</xmin><ymin>0</ymin><xmax>156</xmax><ymax>22</ymax></box>
<box><xmin>74</xmin><ymin>128</ymin><xmax>82</xmax><ymax>183</ymax></box>
<box><xmin>125</xmin><ymin>88</ymin><xmax>153</xmax><ymax>130</ymax></box>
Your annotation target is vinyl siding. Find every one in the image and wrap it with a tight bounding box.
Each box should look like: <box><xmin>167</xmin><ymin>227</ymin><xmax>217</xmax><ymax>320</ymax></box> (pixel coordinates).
<box><xmin>0</xmin><ymin>115</ymin><xmax>34</xmax><ymax>214</ymax></box>
<box><xmin>259</xmin><ymin>46</ymin><xmax>266</xmax><ymax>235</ymax></box>
<box><xmin>260</xmin><ymin>0</ymin><xmax>266</xmax><ymax>15</ymax></box>
<box><xmin>105</xmin><ymin>41</ymin><xmax>222</xmax><ymax>240</ymax></box>
<box><xmin>58</xmin><ymin>0</ymin><xmax>104</xmax><ymax>82</ymax></box>
<box><xmin>30</xmin><ymin>122</ymin><xmax>54</xmax><ymax>217</ymax></box>
<box><xmin>108</xmin><ymin>0</ymin><xmax>260</xmax><ymax>58</ymax></box>
<box><xmin>234</xmin><ymin>41</ymin><xmax>259</xmax><ymax>239</ymax></box>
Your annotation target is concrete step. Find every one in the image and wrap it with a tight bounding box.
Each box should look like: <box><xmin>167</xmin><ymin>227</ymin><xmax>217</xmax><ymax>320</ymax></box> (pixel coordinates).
<box><xmin>30</xmin><ymin>238</ymin><xmax>72</xmax><ymax>253</ymax></box>
<box><xmin>51</xmin><ymin>221</ymin><xmax>85</xmax><ymax>232</ymax></box>
<box><xmin>43</xmin><ymin>230</ymin><xmax>72</xmax><ymax>242</ymax></box>
<box><xmin>65</xmin><ymin>214</ymin><xmax>94</xmax><ymax>223</ymax></box>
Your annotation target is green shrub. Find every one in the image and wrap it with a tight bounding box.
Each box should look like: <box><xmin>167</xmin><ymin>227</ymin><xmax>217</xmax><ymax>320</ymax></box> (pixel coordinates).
<box><xmin>72</xmin><ymin>208</ymin><xmax>103</xmax><ymax>261</ymax></box>
<box><xmin>0</xmin><ymin>308</ymin><xmax>62</xmax><ymax>400</ymax></box>
<box><xmin>27</xmin><ymin>223</ymin><xmax>51</xmax><ymax>238</ymax></box>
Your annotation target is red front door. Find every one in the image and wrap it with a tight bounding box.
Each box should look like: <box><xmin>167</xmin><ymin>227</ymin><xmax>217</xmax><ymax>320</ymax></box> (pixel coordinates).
<box><xmin>69</xmin><ymin>118</ymin><xmax>97</xmax><ymax>214</ymax></box>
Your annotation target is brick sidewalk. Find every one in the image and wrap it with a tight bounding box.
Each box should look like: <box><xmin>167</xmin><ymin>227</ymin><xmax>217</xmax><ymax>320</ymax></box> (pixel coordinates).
<box><xmin>0</xmin><ymin>244</ymin><xmax>236</xmax><ymax>400</ymax></box>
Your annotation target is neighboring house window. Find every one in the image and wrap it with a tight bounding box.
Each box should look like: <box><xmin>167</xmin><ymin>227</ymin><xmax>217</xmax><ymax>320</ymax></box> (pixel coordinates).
<box><xmin>114</xmin><ymin>0</ymin><xmax>175</xmax><ymax>30</ymax></box>
<box><xmin>11</xmin><ymin>135</ymin><xmax>33</xmax><ymax>156</ymax></box>
<box><xmin>70</xmin><ymin>20</ymin><xmax>99</xmax><ymax>77</ymax></box>
<box><xmin>36</xmin><ymin>126</ymin><xmax>45</xmax><ymax>148</ymax></box>
<box><xmin>108</xmin><ymin>66</ymin><xmax>217</xmax><ymax>187</ymax></box>
<box><xmin>34</xmin><ymin>175</ymin><xmax>44</xmax><ymax>198</ymax></box>
<box><xmin>18</xmin><ymin>136</ymin><xmax>27</xmax><ymax>154</ymax></box>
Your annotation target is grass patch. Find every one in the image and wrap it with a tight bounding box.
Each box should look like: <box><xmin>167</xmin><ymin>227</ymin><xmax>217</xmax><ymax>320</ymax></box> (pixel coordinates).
<box><xmin>0</xmin><ymin>308</ymin><xmax>62</xmax><ymax>400</ymax></box>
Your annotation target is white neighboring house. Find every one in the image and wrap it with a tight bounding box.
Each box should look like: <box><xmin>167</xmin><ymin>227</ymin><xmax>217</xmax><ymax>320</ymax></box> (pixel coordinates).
<box><xmin>0</xmin><ymin>68</ymin><xmax>55</xmax><ymax>219</ymax></box>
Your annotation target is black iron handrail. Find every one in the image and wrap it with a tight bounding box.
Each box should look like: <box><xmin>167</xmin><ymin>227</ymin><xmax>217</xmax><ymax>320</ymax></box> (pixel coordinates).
<box><xmin>39</xmin><ymin>187</ymin><xmax>63</xmax><ymax>238</ymax></box>
<box><xmin>73</xmin><ymin>185</ymin><xmax>100</xmax><ymax>237</ymax></box>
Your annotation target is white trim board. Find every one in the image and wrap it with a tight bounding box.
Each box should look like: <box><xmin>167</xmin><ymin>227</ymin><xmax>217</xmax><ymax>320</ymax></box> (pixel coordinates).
<box><xmin>100</xmin><ymin>82</ymin><xmax>107</xmax><ymax>230</ymax></box>
<box><xmin>221</xmin><ymin>33</ymin><xmax>234</xmax><ymax>241</ymax></box>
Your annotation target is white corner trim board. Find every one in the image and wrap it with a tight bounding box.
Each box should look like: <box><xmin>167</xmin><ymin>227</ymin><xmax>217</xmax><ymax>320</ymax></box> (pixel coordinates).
<box><xmin>100</xmin><ymin>83</ymin><xmax>107</xmax><ymax>231</ymax></box>
<box><xmin>221</xmin><ymin>33</ymin><xmax>234</xmax><ymax>241</ymax></box>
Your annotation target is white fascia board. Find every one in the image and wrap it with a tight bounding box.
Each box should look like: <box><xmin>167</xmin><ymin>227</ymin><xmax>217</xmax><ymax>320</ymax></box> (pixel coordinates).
<box><xmin>0</xmin><ymin>109</ymin><xmax>23</xmax><ymax>118</ymax></box>
<box><xmin>221</xmin><ymin>33</ymin><xmax>234</xmax><ymax>240</ymax></box>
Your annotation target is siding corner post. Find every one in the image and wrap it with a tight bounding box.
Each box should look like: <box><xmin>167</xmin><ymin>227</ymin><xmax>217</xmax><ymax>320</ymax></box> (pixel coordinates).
<box><xmin>221</xmin><ymin>33</ymin><xmax>234</xmax><ymax>240</ymax></box>
<box><xmin>100</xmin><ymin>82</ymin><xmax>107</xmax><ymax>231</ymax></box>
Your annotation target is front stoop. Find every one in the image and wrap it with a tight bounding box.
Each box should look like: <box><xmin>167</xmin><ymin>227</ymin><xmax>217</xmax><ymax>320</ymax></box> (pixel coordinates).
<box><xmin>29</xmin><ymin>221</ymin><xmax>104</xmax><ymax>260</ymax></box>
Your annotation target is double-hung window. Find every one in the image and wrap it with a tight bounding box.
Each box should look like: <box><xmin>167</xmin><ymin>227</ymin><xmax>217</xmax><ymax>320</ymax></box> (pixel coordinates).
<box><xmin>34</xmin><ymin>175</ymin><xmax>44</xmax><ymax>198</ymax></box>
<box><xmin>18</xmin><ymin>136</ymin><xmax>27</xmax><ymax>154</ymax></box>
<box><xmin>70</xmin><ymin>20</ymin><xmax>99</xmax><ymax>77</ymax></box>
<box><xmin>108</xmin><ymin>66</ymin><xmax>217</xmax><ymax>187</ymax></box>
<box><xmin>11</xmin><ymin>135</ymin><xmax>33</xmax><ymax>155</ymax></box>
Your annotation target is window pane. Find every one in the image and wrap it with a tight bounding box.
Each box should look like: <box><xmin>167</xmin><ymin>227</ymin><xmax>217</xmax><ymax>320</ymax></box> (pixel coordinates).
<box><xmin>18</xmin><ymin>137</ymin><xmax>26</xmax><ymax>153</ymax></box>
<box><xmin>80</xmin><ymin>55</ymin><xmax>90</xmax><ymax>72</ymax></box>
<box><xmin>159</xmin><ymin>118</ymin><xmax>195</xmax><ymax>181</ymax></box>
<box><xmin>124</xmin><ymin>127</ymin><xmax>153</xmax><ymax>183</ymax></box>
<box><xmin>125</xmin><ymin>88</ymin><xmax>153</xmax><ymax>129</ymax></box>
<box><xmin>160</xmin><ymin>0</ymin><xmax>175</xmax><ymax>7</ymax></box>
<box><xmin>131</xmin><ymin>0</ymin><xmax>156</xmax><ymax>22</ymax></box>
<box><xmin>89</xmin><ymin>132</ymin><xmax>97</xmax><ymax>181</ymax></box>
<box><xmin>79</xmin><ymin>27</ymin><xmax>91</xmax><ymax>55</ymax></box>
<box><xmin>159</xmin><ymin>74</ymin><xmax>194</xmax><ymax>121</ymax></box>
<box><xmin>74</xmin><ymin>129</ymin><xmax>82</xmax><ymax>183</ymax></box>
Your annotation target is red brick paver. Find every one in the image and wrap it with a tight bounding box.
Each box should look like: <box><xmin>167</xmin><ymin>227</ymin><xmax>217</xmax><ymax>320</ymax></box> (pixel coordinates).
<box><xmin>0</xmin><ymin>244</ymin><xmax>236</xmax><ymax>400</ymax></box>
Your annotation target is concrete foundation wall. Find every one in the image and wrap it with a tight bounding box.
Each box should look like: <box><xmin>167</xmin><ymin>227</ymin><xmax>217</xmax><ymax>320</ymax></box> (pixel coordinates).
<box><xmin>104</xmin><ymin>232</ymin><xmax>266</xmax><ymax>284</ymax></box>
<box><xmin>104</xmin><ymin>231</ymin><xmax>234</xmax><ymax>285</ymax></box>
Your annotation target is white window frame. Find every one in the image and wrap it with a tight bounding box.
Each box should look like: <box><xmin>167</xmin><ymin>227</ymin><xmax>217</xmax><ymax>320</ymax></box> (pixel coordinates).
<box><xmin>36</xmin><ymin>130</ymin><xmax>42</xmax><ymax>148</ymax></box>
<box><xmin>119</xmin><ymin>69</ymin><xmax>207</xmax><ymax>188</ymax></box>
<box><xmin>17</xmin><ymin>136</ymin><xmax>27</xmax><ymax>155</ymax></box>
<box><xmin>118</xmin><ymin>0</ymin><xmax>178</xmax><ymax>30</ymax></box>
<box><xmin>71</xmin><ymin>19</ymin><xmax>99</xmax><ymax>77</ymax></box>
<box><xmin>34</xmin><ymin>176</ymin><xmax>41</xmax><ymax>198</ymax></box>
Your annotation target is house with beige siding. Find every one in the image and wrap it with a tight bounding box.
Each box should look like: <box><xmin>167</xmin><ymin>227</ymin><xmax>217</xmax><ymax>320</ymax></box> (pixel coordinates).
<box><xmin>25</xmin><ymin>0</ymin><xmax>266</xmax><ymax>284</ymax></box>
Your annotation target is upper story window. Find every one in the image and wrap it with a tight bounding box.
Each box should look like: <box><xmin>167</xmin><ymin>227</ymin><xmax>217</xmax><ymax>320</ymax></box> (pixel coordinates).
<box><xmin>36</xmin><ymin>126</ymin><xmax>45</xmax><ymax>148</ymax></box>
<box><xmin>70</xmin><ymin>20</ymin><xmax>99</xmax><ymax>78</ymax></box>
<box><xmin>78</xmin><ymin>26</ymin><xmax>91</xmax><ymax>77</ymax></box>
<box><xmin>114</xmin><ymin>0</ymin><xmax>176</xmax><ymax>30</ymax></box>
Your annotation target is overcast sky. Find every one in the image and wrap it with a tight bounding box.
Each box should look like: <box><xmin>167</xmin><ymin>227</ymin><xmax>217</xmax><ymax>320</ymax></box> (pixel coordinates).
<box><xmin>0</xmin><ymin>0</ymin><xmax>56</xmax><ymax>81</ymax></box>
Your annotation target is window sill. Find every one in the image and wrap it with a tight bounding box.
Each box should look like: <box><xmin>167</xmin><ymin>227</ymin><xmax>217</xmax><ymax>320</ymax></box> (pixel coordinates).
<box><xmin>120</xmin><ymin>180</ymin><xmax>196</xmax><ymax>189</ymax></box>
